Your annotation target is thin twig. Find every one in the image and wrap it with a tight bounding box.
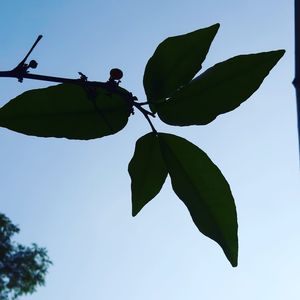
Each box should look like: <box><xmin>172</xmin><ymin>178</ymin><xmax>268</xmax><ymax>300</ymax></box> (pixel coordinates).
<box><xmin>134</xmin><ymin>102</ymin><xmax>156</xmax><ymax>117</ymax></box>
<box><xmin>132</xmin><ymin>102</ymin><xmax>157</xmax><ymax>133</ymax></box>
<box><xmin>0</xmin><ymin>70</ymin><xmax>118</xmax><ymax>91</ymax></box>
<box><xmin>14</xmin><ymin>35</ymin><xmax>43</xmax><ymax>70</ymax></box>
<box><xmin>138</xmin><ymin>101</ymin><xmax>151</xmax><ymax>106</ymax></box>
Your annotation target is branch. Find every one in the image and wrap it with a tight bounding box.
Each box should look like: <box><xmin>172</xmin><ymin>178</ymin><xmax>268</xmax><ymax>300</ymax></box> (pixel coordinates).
<box><xmin>0</xmin><ymin>69</ymin><xmax>117</xmax><ymax>90</ymax></box>
<box><xmin>0</xmin><ymin>35</ymin><xmax>158</xmax><ymax>133</ymax></box>
<box><xmin>0</xmin><ymin>35</ymin><xmax>128</xmax><ymax>94</ymax></box>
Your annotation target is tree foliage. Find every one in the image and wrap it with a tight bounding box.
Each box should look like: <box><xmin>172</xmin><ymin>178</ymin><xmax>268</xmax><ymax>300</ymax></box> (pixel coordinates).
<box><xmin>0</xmin><ymin>213</ymin><xmax>51</xmax><ymax>300</ymax></box>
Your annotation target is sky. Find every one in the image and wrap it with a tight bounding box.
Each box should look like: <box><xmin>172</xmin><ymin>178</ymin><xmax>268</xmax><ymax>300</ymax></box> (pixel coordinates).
<box><xmin>0</xmin><ymin>1</ymin><xmax>299</xmax><ymax>299</ymax></box>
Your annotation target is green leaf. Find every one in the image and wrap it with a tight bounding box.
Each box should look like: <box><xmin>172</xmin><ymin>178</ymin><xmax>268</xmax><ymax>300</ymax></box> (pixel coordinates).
<box><xmin>128</xmin><ymin>132</ymin><xmax>168</xmax><ymax>216</ymax></box>
<box><xmin>143</xmin><ymin>24</ymin><xmax>220</xmax><ymax>105</ymax></box>
<box><xmin>158</xmin><ymin>133</ymin><xmax>238</xmax><ymax>267</ymax></box>
<box><xmin>156</xmin><ymin>50</ymin><xmax>285</xmax><ymax>126</ymax></box>
<box><xmin>0</xmin><ymin>84</ymin><xmax>132</xmax><ymax>140</ymax></box>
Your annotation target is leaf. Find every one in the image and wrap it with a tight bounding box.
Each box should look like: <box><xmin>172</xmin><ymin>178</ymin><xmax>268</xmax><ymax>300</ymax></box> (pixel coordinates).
<box><xmin>156</xmin><ymin>50</ymin><xmax>285</xmax><ymax>126</ymax></box>
<box><xmin>143</xmin><ymin>24</ymin><xmax>220</xmax><ymax>106</ymax></box>
<box><xmin>0</xmin><ymin>83</ymin><xmax>132</xmax><ymax>140</ymax></box>
<box><xmin>158</xmin><ymin>133</ymin><xmax>238</xmax><ymax>267</ymax></box>
<box><xmin>128</xmin><ymin>132</ymin><xmax>168</xmax><ymax>216</ymax></box>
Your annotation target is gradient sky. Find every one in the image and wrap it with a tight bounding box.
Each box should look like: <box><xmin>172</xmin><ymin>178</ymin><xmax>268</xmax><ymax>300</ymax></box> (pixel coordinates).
<box><xmin>0</xmin><ymin>1</ymin><xmax>299</xmax><ymax>299</ymax></box>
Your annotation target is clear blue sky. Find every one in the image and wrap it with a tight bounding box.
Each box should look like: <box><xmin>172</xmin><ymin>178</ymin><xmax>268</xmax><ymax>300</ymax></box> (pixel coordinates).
<box><xmin>0</xmin><ymin>1</ymin><xmax>299</xmax><ymax>299</ymax></box>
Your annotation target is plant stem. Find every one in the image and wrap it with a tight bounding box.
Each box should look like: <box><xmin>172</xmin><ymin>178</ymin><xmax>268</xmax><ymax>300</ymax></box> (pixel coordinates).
<box><xmin>0</xmin><ymin>70</ymin><xmax>157</xmax><ymax>133</ymax></box>
<box><xmin>294</xmin><ymin>0</ymin><xmax>300</xmax><ymax>152</ymax></box>
<box><xmin>134</xmin><ymin>102</ymin><xmax>157</xmax><ymax>133</ymax></box>
<box><xmin>0</xmin><ymin>34</ymin><xmax>157</xmax><ymax>134</ymax></box>
<box><xmin>15</xmin><ymin>35</ymin><xmax>43</xmax><ymax>69</ymax></box>
<box><xmin>0</xmin><ymin>70</ymin><xmax>117</xmax><ymax>91</ymax></box>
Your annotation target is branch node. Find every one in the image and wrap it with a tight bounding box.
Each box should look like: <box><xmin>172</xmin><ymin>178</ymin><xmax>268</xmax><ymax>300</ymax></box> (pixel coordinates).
<box><xmin>78</xmin><ymin>72</ymin><xmax>88</xmax><ymax>81</ymax></box>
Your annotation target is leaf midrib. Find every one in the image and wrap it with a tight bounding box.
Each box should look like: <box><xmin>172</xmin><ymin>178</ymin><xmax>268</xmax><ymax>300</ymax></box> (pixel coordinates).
<box><xmin>159</xmin><ymin>136</ymin><xmax>227</xmax><ymax>247</ymax></box>
<box><xmin>170</xmin><ymin>54</ymin><xmax>277</xmax><ymax>103</ymax></box>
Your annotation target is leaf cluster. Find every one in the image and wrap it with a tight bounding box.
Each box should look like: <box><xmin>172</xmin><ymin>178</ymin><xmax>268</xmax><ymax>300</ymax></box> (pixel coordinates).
<box><xmin>0</xmin><ymin>24</ymin><xmax>285</xmax><ymax>266</ymax></box>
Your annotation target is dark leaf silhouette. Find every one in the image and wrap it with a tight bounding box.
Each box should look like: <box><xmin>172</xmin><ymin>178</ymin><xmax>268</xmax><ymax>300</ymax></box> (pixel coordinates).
<box><xmin>129</xmin><ymin>132</ymin><xmax>168</xmax><ymax>216</ymax></box>
<box><xmin>158</xmin><ymin>133</ymin><xmax>238</xmax><ymax>267</ymax></box>
<box><xmin>0</xmin><ymin>84</ymin><xmax>131</xmax><ymax>140</ymax></box>
<box><xmin>143</xmin><ymin>24</ymin><xmax>220</xmax><ymax>108</ymax></box>
<box><xmin>156</xmin><ymin>50</ymin><xmax>285</xmax><ymax>126</ymax></box>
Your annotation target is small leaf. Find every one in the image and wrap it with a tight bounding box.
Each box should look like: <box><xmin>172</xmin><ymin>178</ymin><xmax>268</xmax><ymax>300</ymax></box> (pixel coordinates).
<box><xmin>143</xmin><ymin>24</ymin><xmax>220</xmax><ymax>105</ymax></box>
<box><xmin>128</xmin><ymin>132</ymin><xmax>168</xmax><ymax>216</ymax></box>
<box><xmin>157</xmin><ymin>50</ymin><xmax>285</xmax><ymax>126</ymax></box>
<box><xmin>0</xmin><ymin>84</ymin><xmax>132</xmax><ymax>140</ymax></box>
<box><xmin>158</xmin><ymin>133</ymin><xmax>238</xmax><ymax>266</ymax></box>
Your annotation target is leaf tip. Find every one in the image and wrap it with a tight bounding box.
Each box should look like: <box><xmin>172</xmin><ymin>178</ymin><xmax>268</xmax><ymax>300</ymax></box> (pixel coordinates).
<box><xmin>269</xmin><ymin>49</ymin><xmax>286</xmax><ymax>67</ymax></box>
<box><xmin>226</xmin><ymin>244</ymin><xmax>238</xmax><ymax>267</ymax></box>
<box><xmin>132</xmin><ymin>203</ymin><xmax>141</xmax><ymax>217</ymax></box>
<box><xmin>278</xmin><ymin>49</ymin><xmax>286</xmax><ymax>57</ymax></box>
<box><xmin>271</xmin><ymin>49</ymin><xmax>286</xmax><ymax>61</ymax></box>
<box><xmin>209</xmin><ymin>23</ymin><xmax>220</xmax><ymax>34</ymax></box>
<box><xmin>230</xmin><ymin>257</ymin><xmax>238</xmax><ymax>268</ymax></box>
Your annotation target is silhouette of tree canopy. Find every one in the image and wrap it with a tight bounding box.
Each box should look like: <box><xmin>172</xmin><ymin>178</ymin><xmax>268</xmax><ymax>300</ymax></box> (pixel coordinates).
<box><xmin>0</xmin><ymin>213</ymin><xmax>51</xmax><ymax>300</ymax></box>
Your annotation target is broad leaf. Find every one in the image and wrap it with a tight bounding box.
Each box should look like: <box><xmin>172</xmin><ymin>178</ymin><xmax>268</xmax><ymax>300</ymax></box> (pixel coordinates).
<box><xmin>0</xmin><ymin>84</ymin><xmax>132</xmax><ymax>140</ymax></box>
<box><xmin>158</xmin><ymin>133</ymin><xmax>238</xmax><ymax>266</ymax></box>
<box><xmin>143</xmin><ymin>24</ymin><xmax>220</xmax><ymax>105</ymax></box>
<box><xmin>156</xmin><ymin>50</ymin><xmax>285</xmax><ymax>126</ymax></box>
<box><xmin>128</xmin><ymin>132</ymin><xmax>168</xmax><ymax>216</ymax></box>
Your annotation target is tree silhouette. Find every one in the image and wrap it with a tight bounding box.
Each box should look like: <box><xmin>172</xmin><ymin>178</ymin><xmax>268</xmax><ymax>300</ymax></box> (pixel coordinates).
<box><xmin>0</xmin><ymin>213</ymin><xmax>51</xmax><ymax>300</ymax></box>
